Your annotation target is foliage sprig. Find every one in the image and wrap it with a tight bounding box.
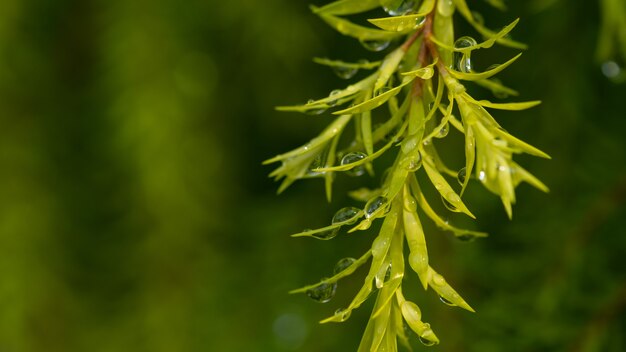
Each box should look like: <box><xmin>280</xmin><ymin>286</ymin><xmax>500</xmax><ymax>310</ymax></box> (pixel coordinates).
<box><xmin>265</xmin><ymin>0</ymin><xmax>550</xmax><ymax>349</ymax></box>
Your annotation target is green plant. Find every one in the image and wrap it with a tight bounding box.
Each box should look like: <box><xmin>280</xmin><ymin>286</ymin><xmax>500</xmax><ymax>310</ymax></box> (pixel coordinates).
<box><xmin>265</xmin><ymin>0</ymin><xmax>550</xmax><ymax>349</ymax></box>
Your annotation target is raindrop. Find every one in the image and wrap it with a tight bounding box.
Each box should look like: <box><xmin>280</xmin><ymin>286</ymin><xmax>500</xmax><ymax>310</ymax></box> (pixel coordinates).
<box><xmin>454</xmin><ymin>36</ymin><xmax>477</xmax><ymax>73</ymax></box>
<box><xmin>312</xmin><ymin>229</ymin><xmax>339</xmax><ymax>240</ymax></box>
<box><xmin>401</xmin><ymin>136</ymin><xmax>419</xmax><ymax>154</ymax></box>
<box><xmin>327</xmin><ymin>89</ymin><xmax>342</xmax><ymax>107</ymax></box>
<box><xmin>334</xmin><ymin>308</ymin><xmax>351</xmax><ymax>321</ymax></box>
<box><xmin>437</xmin><ymin>0</ymin><xmax>455</xmax><ymax>16</ymax></box>
<box><xmin>455</xmin><ymin>36</ymin><xmax>477</xmax><ymax>49</ymax></box>
<box><xmin>439</xmin><ymin>296</ymin><xmax>456</xmax><ymax>306</ymax></box>
<box><xmin>306</xmin><ymin>155</ymin><xmax>325</xmax><ymax>177</ymax></box>
<box><xmin>360</xmin><ymin>39</ymin><xmax>391</xmax><ymax>52</ymax></box>
<box><xmin>442</xmin><ymin>194</ymin><xmax>459</xmax><ymax>212</ymax></box>
<box><xmin>334</xmin><ymin>257</ymin><xmax>357</xmax><ymax>274</ymax></box>
<box><xmin>375</xmin><ymin>86</ymin><xmax>392</xmax><ymax>96</ymax></box>
<box><xmin>365</xmin><ymin>196</ymin><xmax>389</xmax><ymax>218</ymax></box>
<box><xmin>305</xmin><ymin>99</ymin><xmax>326</xmax><ymax>115</ymax></box>
<box><xmin>478</xmin><ymin>170</ymin><xmax>486</xmax><ymax>181</ymax></box>
<box><xmin>404</xmin><ymin>152</ymin><xmax>422</xmax><ymax>171</ymax></box>
<box><xmin>332</xmin><ymin>207</ymin><xmax>360</xmax><ymax>225</ymax></box>
<box><xmin>601</xmin><ymin>61</ymin><xmax>622</xmax><ymax>79</ymax></box>
<box><xmin>457</xmin><ymin>167</ymin><xmax>467</xmax><ymax>185</ymax></box>
<box><xmin>333</xmin><ymin>66</ymin><xmax>358</xmax><ymax>80</ymax></box>
<box><xmin>422</xmin><ymin>138</ymin><xmax>432</xmax><ymax>146</ymax></box>
<box><xmin>436</xmin><ymin>122</ymin><xmax>449</xmax><ymax>138</ymax></box>
<box><xmin>383</xmin><ymin>0</ymin><xmax>416</xmax><ymax>16</ymax></box>
<box><xmin>404</xmin><ymin>195</ymin><xmax>417</xmax><ymax>212</ymax></box>
<box><xmin>419</xmin><ymin>336</ymin><xmax>437</xmax><ymax>346</ymax></box>
<box><xmin>457</xmin><ymin>234</ymin><xmax>476</xmax><ymax>242</ymax></box>
<box><xmin>341</xmin><ymin>152</ymin><xmax>367</xmax><ymax>177</ymax></box>
<box><xmin>431</xmin><ymin>273</ymin><xmax>446</xmax><ymax>286</ymax></box>
<box><xmin>306</xmin><ymin>280</ymin><xmax>337</xmax><ymax>303</ymax></box>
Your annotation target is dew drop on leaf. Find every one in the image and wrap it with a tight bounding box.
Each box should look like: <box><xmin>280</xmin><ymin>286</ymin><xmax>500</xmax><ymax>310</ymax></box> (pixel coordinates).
<box><xmin>305</xmin><ymin>99</ymin><xmax>326</xmax><ymax>115</ymax></box>
<box><xmin>340</xmin><ymin>152</ymin><xmax>367</xmax><ymax>176</ymax></box>
<box><xmin>439</xmin><ymin>296</ymin><xmax>456</xmax><ymax>306</ymax></box>
<box><xmin>360</xmin><ymin>39</ymin><xmax>391</xmax><ymax>52</ymax></box>
<box><xmin>365</xmin><ymin>196</ymin><xmax>389</xmax><ymax>218</ymax></box>
<box><xmin>419</xmin><ymin>336</ymin><xmax>436</xmax><ymax>346</ymax></box>
<box><xmin>334</xmin><ymin>308</ymin><xmax>351</xmax><ymax>321</ymax></box>
<box><xmin>306</xmin><ymin>280</ymin><xmax>337</xmax><ymax>303</ymax></box>
<box><xmin>334</xmin><ymin>257</ymin><xmax>357</xmax><ymax>274</ymax></box>
<box><xmin>312</xmin><ymin>228</ymin><xmax>339</xmax><ymax>240</ymax></box>
<box><xmin>457</xmin><ymin>167</ymin><xmax>467</xmax><ymax>185</ymax></box>
<box><xmin>454</xmin><ymin>36</ymin><xmax>477</xmax><ymax>73</ymax></box>
<box><xmin>332</xmin><ymin>207</ymin><xmax>360</xmax><ymax>225</ymax></box>
<box><xmin>436</xmin><ymin>122</ymin><xmax>449</xmax><ymax>138</ymax></box>
<box><xmin>333</xmin><ymin>66</ymin><xmax>358</xmax><ymax>80</ymax></box>
<box><xmin>457</xmin><ymin>234</ymin><xmax>476</xmax><ymax>242</ymax></box>
<box><xmin>383</xmin><ymin>0</ymin><xmax>416</xmax><ymax>16</ymax></box>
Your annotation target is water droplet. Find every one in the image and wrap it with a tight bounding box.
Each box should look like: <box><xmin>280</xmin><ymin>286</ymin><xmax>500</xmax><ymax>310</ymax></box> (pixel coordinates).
<box><xmin>457</xmin><ymin>167</ymin><xmax>467</xmax><ymax>185</ymax></box>
<box><xmin>306</xmin><ymin>280</ymin><xmax>337</xmax><ymax>303</ymax></box>
<box><xmin>419</xmin><ymin>335</ymin><xmax>436</xmax><ymax>346</ymax></box>
<box><xmin>334</xmin><ymin>257</ymin><xmax>357</xmax><ymax>274</ymax></box>
<box><xmin>439</xmin><ymin>296</ymin><xmax>456</xmax><ymax>306</ymax></box>
<box><xmin>422</xmin><ymin>138</ymin><xmax>432</xmax><ymax>146</ymax></box>
<box><xmin>332</xmin><ymin>207</ymin><xmax>360</xmax><ymax>225</ymax></box>
<box><xmin>333</xmin><ymin>66</ymin><xmax>358</xmax><ymax>80</ymax></box>
<box><xmin>326</xmin><ymin>89</ymin><xmax>342</xmax><ymax>107</ymax></box>
<box><xmin>437</xmin><ymin>0</ymin><xmax>455</xmax><ymax>16</ymax></box>
<box><xmin>375</xmin><ymin>86</ymin><xmax>392</xmax><ymax>96</ymax></box>
<box><xmin>601</xmin><ymin>61</ymin><xmax>622</xmax><ymax>79</ymax></box>
<box><xmin>360</xmin><ymin>39</ymin><xmax>391</xmax><ymax>52</ymax></box>
<box><xmin>341</xmin><ymin>152</ymin><xmax>367</xmax><ymax>177</ymax></box>
<box><xmin>306</xmin><ymin>155</ymin><xmax>326</xmax><ymax>177</ymax></box>
<box><xmin>312</xmin><ymin>229</ymin><xmax>339</xmax><ymax>240</ymax></box>
<box><xmin>432</xmin><ymin>273</ymin><xmax>446</xmax><ymax>286</ymax></box>
<box><xmin>305</xmin><ymin>99</ymin><xmax>326</xmax><ymax>115</ymax></box>
<box><xmin>404</xmin><ymin>152</ymin><xmax>422</xmax><ymax>171</ymax></box>
<box><xmin>401</xmin><ymin>136</ymin><xmax>419</xmax><ymax>154</ymax></box>
<box><xmin>454</xmin><ymin>36</ymin><xmax>477</xmax><ymax>73</ymax></box>
<box><xmin>454</xmin><ymin>36</ymin><xmax>478</xmax><ymax>50</ymax></box>
<box><xmin>383</xmin><ymin>0</ymin><xmax>416</xmax><ymax>16</ymax></box>
<box><xmin>404</xmin><ymin>196</ymin><xmax>417</xmax><ymax>212</ymax></box>
<box><xmin>365</xmin><ymin>196</ymin><xmax>389</xmax><ymax>218</ymax></box>
<box><xmin>457</xmin><ymin>234</ymin><xmax>476</xmax><ymax>242</ymax></box>
<box><xmin>436</xmin><ymin>122</ymin><xmax>449</xmax><ymax>138</ymax></box>
<box><xmin>334</xmin><ymin>308</ymin><xmax>351</xmax><ymax>321</ymax></box>
<box><xmin>478</xmin><ymin>170</ymin><xmax>486</xmax><ymax>181</ymax></box>
<box><xmin>442</xmin><ymin>193</ymin><xmax>461</xmax><ymax>212</ymax></box>
<box><xmin>408</xmin><ymin>252</ymin><xmax>428</xmax><ymax>273</ymax></box>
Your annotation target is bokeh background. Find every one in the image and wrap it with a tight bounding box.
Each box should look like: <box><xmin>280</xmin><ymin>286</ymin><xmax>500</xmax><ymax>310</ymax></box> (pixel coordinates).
<box><xmin>0</xmin><ymin>0</ymin><xmax>624</xmax><ymax>351</ymax></box>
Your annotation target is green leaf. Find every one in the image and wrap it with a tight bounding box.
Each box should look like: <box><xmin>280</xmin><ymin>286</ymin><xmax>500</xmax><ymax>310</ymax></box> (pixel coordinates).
<box><xmin>474</xmin><ymin>99</ymin><xmax>541</xmax><ymax>110</ymax></box>
<box><xmin>276</xmin><ymin>73</ymin><xmax>377</xmax><ymax>113</ymax></box>
<box><xmin>313</xmin><ymin>0</ymin><xmax>380</xmax><ymax>16</ymax></box>
<box><xmin>333</xmin><ymin>78</ymin><xmax>413</xmax><ymax>115</ymax></box>
<box><xmin>313</xmin><ymin>57</ymin><xmax>381</xmax><ymax>70</ymax></box>
<box><xmin>375</xmin><ymin>48</ymin><xmax>406</xmax><ymax>91</ymax></box>
<box><xmin>401</xmin><ymin>58</ymin><xmax>438</xmax><ymax>79</ymax></box>
<box><xmin>368</xmin><ymin>14</ymin><xmax>426</xmax><ymax>32</ymax></box>
<box><xmin>449</xmin><ymin>53</ymin><xmax>522</xmax><ymax>81</ymax></box>
<box><xmin>431</xmin><ymin>19</ymin><xmax>520</xmax><ymax>52</ymax></box>
<box><xmin>316</xmin><ymin>11</ymin><xmax>401</xmax><ymax>41</ymax></box>
<box><xmin>403</xmin><ymin>186</ymin><xmax>429</xmax><ymax>289</ymax></box>
<box><xmin>422</xmin><ymin>155</ymin><xmax>476</xmax><ymax>218</ymax></box>
<box><xmin>427</xmin><ymin>266</ymin><xmax>475</xmax><ymax>312</ymax></box>
<box><xmin>290</xmin><ymin>251</ymin><xmax>372</xmax><ymax>294</ymax></box>
<box><xmin>453</xmin><ymin>0</ymin><xmax>527</xmax><ymax>49</ymax></box>
<box><xmin>493</xmin><ymin>128</ymin><xmax>551</xmax><ymax>159</ymax></box>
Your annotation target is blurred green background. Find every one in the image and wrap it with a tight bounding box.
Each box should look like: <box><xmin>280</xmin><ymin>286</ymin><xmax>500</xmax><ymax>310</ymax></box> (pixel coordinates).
<box><xmin>0</xmin><ymin>0</ymin><xmax>624</xmax><ymax>351</ymax></box>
